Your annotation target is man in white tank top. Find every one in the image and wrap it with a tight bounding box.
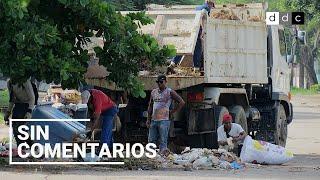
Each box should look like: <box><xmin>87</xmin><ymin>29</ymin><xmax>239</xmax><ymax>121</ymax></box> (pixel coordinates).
<box><xmin>146</xmin><ymin>75</ymin><xmax>185</xmax><ymax>153</ymax></box>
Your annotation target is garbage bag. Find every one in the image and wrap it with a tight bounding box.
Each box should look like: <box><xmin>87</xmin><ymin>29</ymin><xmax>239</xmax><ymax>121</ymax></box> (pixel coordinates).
<box><xmin>181</xmin><ymin>148</ymin><xmax>204</xmax><ymax>163</ymax></box>
<box><xmin>230</xmin><ymin>161</ymin><xmax>242</xmax><ymax>169</ymax></box>
<box><xmin>192</xmin><ymin>157</ymin><xmax>213</xmax><ymax>169</ymax></box>
<box><xmin>83</xmin><ymin>153</ymin><xmax>100</xmax><ymax>162</ymax></box>
<box><xmin>219</xmin><ymin>160</ymin><xmax>232</xmax><ymax>169</ymax></box>
<box><xmin>208</xmin><ymin>155</ymin><xmax>220</xmax><ymax>166</ymax></box>
<box><xmin>174</xmin><ymin>159</ymin><xmax>189</xmax><ymax>166</ymax></box>
<box><xmin>240</xmin><ymin>136</ymin><xmax>293</xmax><ymax>165</ymax></box>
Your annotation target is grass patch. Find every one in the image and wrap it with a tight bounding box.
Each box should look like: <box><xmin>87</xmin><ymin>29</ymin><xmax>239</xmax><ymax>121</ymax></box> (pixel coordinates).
<box><xmin>0</xmin><ymin>112</ymin><xmax>3</xmax><ymax>124</ymax></box>
<box><xmin>1</xmin><ymin>137</ymin><xmax>9</xmax><ymax>144</ymax></box>
<box><xmin>291</xmin><ymin>86</ymin><xmax>319</xmax><ymax>95</ymax></box>
<box><xmin>0</xmin><ymin>89</ymin><xmax>9</xmax><ymax>107</ymax></box>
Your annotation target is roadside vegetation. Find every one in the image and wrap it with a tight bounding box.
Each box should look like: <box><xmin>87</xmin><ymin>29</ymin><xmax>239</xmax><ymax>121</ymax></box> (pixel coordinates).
<box><xmin>0</xmin><ymin>90</ymin><xmax>9</xmax><ymax>107</ymax></box>
<box><xmin>0</xmin><ymin>113</ymin><xmax>3</xmax><ymax>124</ymax></box>
<box><xmin>291</xmin><ymin>84</ymin><xmax>320</xmax><ymax>95</ymax></box>
<box><xmin>0</xmin><ymin>90</ymin><xmax>9</xmax><ymax>124</ymax></box>
<box><xmin>0</xmin><ymin>0</ymin><xmax>176</xmax><ymax>98</ymax></box>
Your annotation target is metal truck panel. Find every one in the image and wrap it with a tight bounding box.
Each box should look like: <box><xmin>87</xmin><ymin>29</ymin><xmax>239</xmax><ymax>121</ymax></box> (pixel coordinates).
<box><xmin>204</xmin><ymin>19</ymin><xmax>268</xmax><ymax>84</ymax></box>
<box><xmin>122</xmin><ymin>10</ymin><xmax>203</xmax><ymax>55</ymax></box>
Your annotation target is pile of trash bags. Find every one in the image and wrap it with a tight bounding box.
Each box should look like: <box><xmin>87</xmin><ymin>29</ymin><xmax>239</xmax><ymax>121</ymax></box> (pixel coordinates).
<box><xmin>152</xmin><ymin>136</ymin><xmax>294</xmax><ymax>170</ymax></box>
<box><xmin>155</xmin><ymin>148</ymin><xmax>243</xmax><ymax>170</ymax></box>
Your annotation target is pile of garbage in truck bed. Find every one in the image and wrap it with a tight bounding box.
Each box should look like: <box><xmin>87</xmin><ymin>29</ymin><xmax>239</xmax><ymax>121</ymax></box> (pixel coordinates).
<box><xmin>141</xmin><ymin>66</ymin><xmax>202</xmax><ymax>77</ymax></box>
<box><xmin>210</xmin><ymin>9</ymin><xmax>262</xmax><ymax>22</ymax></box>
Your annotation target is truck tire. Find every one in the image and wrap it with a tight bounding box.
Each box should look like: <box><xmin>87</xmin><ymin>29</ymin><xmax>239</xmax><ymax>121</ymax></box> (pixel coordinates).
<box><xmin>215</xmin><ymin>106</ymin><xmax>229</xmax><ymax>128</ymax></box>
<box><xmin>275</xmin><ymin>104</ymin><xmax>287</xmax><ymax>147</ymax></box>
<box><xmin>229</xmin><ymin>105</ymin><xmax>248</xmax><ymax>133</ymax></box>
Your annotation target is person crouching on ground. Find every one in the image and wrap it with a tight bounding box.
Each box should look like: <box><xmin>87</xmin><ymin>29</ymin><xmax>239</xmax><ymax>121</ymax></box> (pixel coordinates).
<box><xmin>81</xmin><ymin>89</ymin><xmax>118</xmax><ymax>148</ymax></box>
<box><xmin>146</xmin><ymin>75</ymin><xmax>185</xmax><ymax>154</ymax></box>
<box><xmin>217</xmin><ymin>114</ymin><xmax>247</xmax><ymax>156</ymax></box>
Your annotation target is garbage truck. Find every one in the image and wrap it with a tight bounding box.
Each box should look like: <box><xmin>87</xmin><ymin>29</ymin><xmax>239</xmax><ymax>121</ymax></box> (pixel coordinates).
<box><xmin>86</xmin><ymin>3</ymin><xmax>294</xmax><ymax>148</ymax></box>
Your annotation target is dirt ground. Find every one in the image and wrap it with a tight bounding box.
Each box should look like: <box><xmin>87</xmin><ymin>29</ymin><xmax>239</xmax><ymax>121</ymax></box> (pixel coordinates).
<box><xmin>0</xmin><ymin>95</ymin><xmax>320</xmax><ymax>179</ymax></box>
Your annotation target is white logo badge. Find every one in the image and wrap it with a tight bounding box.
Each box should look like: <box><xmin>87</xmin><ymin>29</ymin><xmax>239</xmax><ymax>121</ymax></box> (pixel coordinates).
<box><xmin>266</xmin><ymin>12</ymin><xmax>279</xmax><ymax>25</ymax></box>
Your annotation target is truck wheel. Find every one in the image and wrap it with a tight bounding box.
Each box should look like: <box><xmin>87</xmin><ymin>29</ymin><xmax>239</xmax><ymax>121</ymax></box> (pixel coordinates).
<box><xmin>215</xmin><ymin>106</ymin><xmax>229</xmax><ymax>128</ymax></box>
<box><xmin>229</xmin><ymin>105</ymin><xmax>248</xmax><ymax>133</ymax></box>
<box><xmin>275</xmin><ymin>104</ymin><xmax>287</xmax><ymax>147</ymax></box>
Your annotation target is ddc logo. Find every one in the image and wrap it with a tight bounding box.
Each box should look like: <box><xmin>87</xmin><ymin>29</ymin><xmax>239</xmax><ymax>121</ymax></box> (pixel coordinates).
<box><xmin>266</xmin><ymin>12</ymin><xmax>305</xmax><ymax>25</ymax></box>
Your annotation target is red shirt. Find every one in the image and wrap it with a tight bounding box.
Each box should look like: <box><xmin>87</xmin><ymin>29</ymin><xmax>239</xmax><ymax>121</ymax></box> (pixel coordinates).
<box><xmin>89</xmin><ymin>89</ymin><xmax>115</xmax><ymax>115</ymax></box>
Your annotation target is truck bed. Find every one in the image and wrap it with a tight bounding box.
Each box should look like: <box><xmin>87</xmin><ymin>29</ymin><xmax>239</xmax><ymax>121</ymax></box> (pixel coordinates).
<box><xmin>134</xmin><ymin>4</ymin><xmax>268</xmax><ymax>85</ymax></box>
<box><xmin>86</xmin><ymin>3</ymin><xmax>268</xmax><ymax>91</ymax></box>
<box><xmin>86</xmin><ymin>75</ymin><xmax>204</xmax><ymax>91</ymax></box>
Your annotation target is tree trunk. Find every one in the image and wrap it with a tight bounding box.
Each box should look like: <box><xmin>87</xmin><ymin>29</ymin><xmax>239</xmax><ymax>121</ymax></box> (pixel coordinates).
<box><xmin>299</xmin><ymin>64</ymin><xmax>305</xmax><ymax>88</ymax></box>
<box><xmin>307</xmin><ymin>54</ymin><xmax>318</xmax><ymax>85</ymax></box>
<box><xmin>290</xmin><ymin>63</ymin><xmax>294</xmax><ymax>87</ymax></box>
<box><xmin>299</xmin><ymin>49</ymin><xmax>305</xmax><ymax>88</ymax></box>
<box><xmin>308</xmin><ymin>29</ymin><xmax>320</xmax><ymax>85</ymax></box>
<box><xmin>300</xmin><ymin>46</ymin><xmax>318</xmax><ymax>87</ymax></box>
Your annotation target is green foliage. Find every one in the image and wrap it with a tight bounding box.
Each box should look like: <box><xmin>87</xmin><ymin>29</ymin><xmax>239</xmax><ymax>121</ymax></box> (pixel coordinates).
<box><xmin>0</xmin><ymin>112</ymin><xmax>3</xmax><ymax>124</ymax></box>
<box><xmin>291</xmin><ymin>86</ymin><xmax>318</xmax><ymax>95</ymax></box>
<box><xmin>0</xmin><ymin>90</ymin><xmax>9</xmax><ymax>107</ymax></box>
<box><xmin>310</xmin><ymin>84</ymin><xmax>320</xmax><ymax>92</ymax></box>
<box><xmin>1</xmin><ymin>137</ymin><xmax>9</xmax><ymax>144</ymax></box>
<box><xmin>0</xmin><ymin>0</ymin><xmax>175</xmax><ymax>98</ymax></box>
<box><xmin>286</xmin><ymin>1</ymin><xmax>320</xmax><ymax>43</ymax></box>
<box><xmin>105</xmin><ymin>0</ymin><xmax>201</xmax><ymax>10</ymax></box>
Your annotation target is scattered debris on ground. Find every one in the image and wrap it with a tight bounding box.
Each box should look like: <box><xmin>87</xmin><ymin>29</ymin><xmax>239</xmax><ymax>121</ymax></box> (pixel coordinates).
<box><xmin>123</xmin><ymin>148</ymin><xmax>244</xmax><ymax>170</ymax></box>
<box><xmin>288</xmin><ymin>167</ymin><xmax>306</xmax><ymax>172</ymax></box>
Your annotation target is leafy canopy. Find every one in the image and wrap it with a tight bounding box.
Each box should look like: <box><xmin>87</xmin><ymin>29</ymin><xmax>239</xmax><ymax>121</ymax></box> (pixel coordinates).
<box><xmin>105</xmin><ymin>0</ymin><xmax>200</xmax><ymax>10</ymax></box>
<box><xmin>0</xmin><ymin>0</ymin><xmax>176</xmax><ymax>97</ymax></box>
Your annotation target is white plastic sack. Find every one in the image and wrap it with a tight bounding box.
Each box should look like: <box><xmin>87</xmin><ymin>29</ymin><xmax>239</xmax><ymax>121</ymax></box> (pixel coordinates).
<box><xmin>219</xmin><ymin>160</ymin><xmax>232</xmax><ymax>169</ymax></box>
<box><xmin>192</xmin><ymin>157</ymin><xmax>213</xmax><ymax>169</ymax></box>
<box><xmin>181</xmin><ymin>148</ymin><xmax>204</xmax><ymax>163</ymax></box>
<box><xmin>83</xmin><ymin>153</ymin><xmax>101</xmax><ymax>162</ymax></box>
<box><xmin>240</xmin><ymin>136</ymin><xmax>294</xmax><ymax>165</ymax></box>
<box><xmin>208</xmin><ymin>155</ymin><xmax>220</xmax><ymax>166</ymax></box>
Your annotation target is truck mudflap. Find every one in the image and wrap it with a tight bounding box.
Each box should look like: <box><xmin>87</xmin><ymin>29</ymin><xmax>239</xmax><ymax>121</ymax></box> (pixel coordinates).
<box><xmin>287</xmin><ymin>102</ymin><xmax>293</xmax><ymax>124</ymax></box>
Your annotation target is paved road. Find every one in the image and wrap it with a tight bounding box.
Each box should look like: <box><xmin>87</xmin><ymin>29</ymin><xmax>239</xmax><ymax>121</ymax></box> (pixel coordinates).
<box><xmin>1</xmin><ymin>95</ymin><xmax>320</xmax><ymax>179</ymax></box>
<box><xmin>286</xmin><ymin>95</ymin><xmax>320</xmax><ymax>155</ymax></box>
